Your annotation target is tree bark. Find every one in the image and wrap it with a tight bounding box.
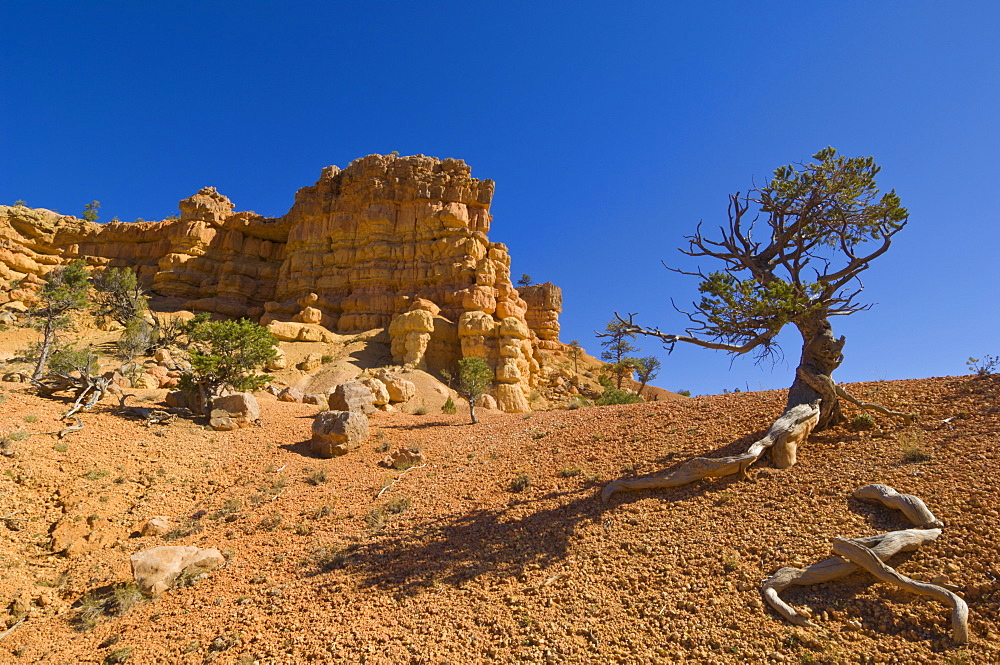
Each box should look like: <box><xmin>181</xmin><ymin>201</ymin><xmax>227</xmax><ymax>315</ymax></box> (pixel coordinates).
<box><xmin>786</xmin><ymin>313</ymin><xmax>845</xmax><ymax>430</ymax></box>
<box><xmin>468</xmin><ymin>398</ymin><xmax>478</xmax><ymax>424</ymax></box>
<box><xmin>32</xmin><ymin>318</ymin><xmax>57</xmax><ymax>381</ymax></box>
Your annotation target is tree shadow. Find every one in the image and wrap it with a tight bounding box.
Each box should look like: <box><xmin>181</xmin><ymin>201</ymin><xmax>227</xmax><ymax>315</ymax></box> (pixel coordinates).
<box><xmin>317</xmin><ymin>488</ymin><xmax>608</xmax><ymax>595</ymax></box>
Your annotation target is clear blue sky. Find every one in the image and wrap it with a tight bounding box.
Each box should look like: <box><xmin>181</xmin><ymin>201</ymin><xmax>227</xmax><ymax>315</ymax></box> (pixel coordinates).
<box><xmin>2</xmin><ymin>1</ymin><xmax>998</xmax><ymax>395</ymax></box>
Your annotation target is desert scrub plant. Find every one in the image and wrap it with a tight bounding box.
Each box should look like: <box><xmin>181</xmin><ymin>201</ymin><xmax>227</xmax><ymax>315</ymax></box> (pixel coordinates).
<box><xmin>74</xmin><ymin>582</ymin><xmax>148</xmax><ymax>631</ymax></box>
<box><xmin>257</xmin><ymin>512</ymin><xmax>284</xmax><ymax>531</ymax></box>
<box><xmin>595</xmin><ymin>386</ymin><xmax>643</xmax><ymax>406</ymax></box>
<box><xmin>84</xmin><ymin>468</ymin><xmax>109</xmax><ymax>481</ymax></box>
<box><xmin>967</xmin><ymin>354</ymin><xmax>999</xmax><ymax>377</ymax></box>
<box><xmin>566</xmin><ymin>396</ymin><xmax>591</xmax><ymax>409</ymax></box>
<box><xmin>441</xmin><ymin>396</ymin><xmax>457</xmax><ymax>414</ymax></box>
<box><xmin>899</xmin><ymin>433</ymin><xmax>931</xmax><ymax>463</ymax></box>
<box><xmin>320</xmin><ymin>354</ymin><xmax>335</xmax><ymax>364</ymax></box>
<box><xmin>383</xmin><ymin>495</ymin><xmax>411</xmax><ymax>514</ymax></box>
<box><xmin>412</xmin><ymin>403</ymin><xmax>429</xmax><ymax>416</ymax></box>
<box><xmin>374</xmin><ymin>430</ymin><xmax>391</xmax><ymax>453</ymax></box>
<box><xmin>365</xmin><ymin>508</ymin><xmax>386</xmax><ymax>532</ymax></box>
<box><xmin>510</xmin><ymin>473</ymin><xmax>531</xmax><ymax>493</ymax></box>
<box><xmin>23</xmin><ymin>414</ymin><xmax>38</xmax><ymax>423</ymax></box>
<box><xmin>304</xmin><ymin>468</ymin><xmax>329</xmax><ymax>485</ymax></box>
<box><xmin>558</xmin><ymin>467</ymin><xmax>582</xmax><ymax>478</ymax></box>
<box><xmin>850</xmin><ymin>411</ymin><xmax>876</xmax><ymax>430</ymax></box>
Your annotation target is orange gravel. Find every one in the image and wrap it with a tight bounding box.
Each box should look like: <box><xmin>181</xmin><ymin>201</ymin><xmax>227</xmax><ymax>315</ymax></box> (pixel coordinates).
<box><xmin>0</xmin><ymin>375</ymin><xmax>998</xmax><ymax>664</ymax></box>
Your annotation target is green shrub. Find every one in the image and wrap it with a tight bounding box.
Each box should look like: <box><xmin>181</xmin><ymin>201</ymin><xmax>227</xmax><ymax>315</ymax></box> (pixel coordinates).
<box><xmin>851</xmin><ymin>411</ymin><xmax>876</xmax><ymax>430</ymax></box>
<box><xmin>441</xmin><ymin>396</ymin><xmax>457</xmax><ymax>414</ymax></box>
<box><xmin>179</xmin><ymin>318</ymin><xmax>278</xmax><ymax>408</ymax></box>
<box><xmin>595</xmin><ymin>387</ymin><xmax>643</xmax><ymax>406</ymax></box>
<box><xmin>510</xmin><ymin>474</ymin><xmax>531</xmax><ymax>493</ymax></box>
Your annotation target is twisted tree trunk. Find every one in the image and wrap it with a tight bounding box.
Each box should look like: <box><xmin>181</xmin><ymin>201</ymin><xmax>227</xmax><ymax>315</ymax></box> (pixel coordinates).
<box><xmin>787</xmin><ymin>314</ymin><xmax>845</xmax><ymax>431</ymax></box>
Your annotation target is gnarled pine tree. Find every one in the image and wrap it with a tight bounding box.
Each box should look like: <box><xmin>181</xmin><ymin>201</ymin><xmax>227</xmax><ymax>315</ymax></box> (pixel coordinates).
<box><xmin>603</xmin><ymin>147</ymin><xmax>911</xmax><ymax>502</ymax></box>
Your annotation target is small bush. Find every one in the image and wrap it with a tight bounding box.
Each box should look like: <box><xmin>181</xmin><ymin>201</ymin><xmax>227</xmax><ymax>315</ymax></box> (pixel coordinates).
<box><xmin>84</xmin><ymin>469</ymin><xmax>109</xmax><ymax>481</ymax></box>
<box><xmin>851</xmin><ymin>412</ymin><xmax>876</xmax><ymax>430</ymax></box>
<box><xmin>676</xmin><ymin>389</ymin><xmax>692</xmax><ymax>397</ymax></box>
<box><xmin>412</xmin><ymin>404</ymin><xmax>428</xmax><ymax>416</ymax></box>
<box><xmin>510</xmin><ymin>474</ymin><xmax>531</xmax><ymax>493</ymax></box>
<box><xmin>967</xmin><ymin>355</ymin><xmax>999</xmax><ymax>377</ymax></box>
<box><xmin>305</xmin><ymin>469</ymin><xmax>329</xmax><ymax>486</ymax></box>
<box><xmin>365</xmin><ymin>508</ymin><xmax>385</xmax><ymax>531</ymax></box>
<box><xmin>383</xmin><ymin>495</ymin><xmax>411</xmax><ymax>514</ymax></box>
<box><xmin>441</xmin><ymin>396</ymin><xmax>457</xmax><ymax>414</ymax></box>
<box><xmin>374</xmin><ymin>431</ymin><xmax>391</xmax><ymax>453</ymax></box>
<box><xmin>900</xmin><ymin>434</ymin><xmax>931</xmax><ymax>463</ymax></box>
<box><xmin>558</xmin><ymin>467</ymin><xmax>582</xmax><ymax>478</ymax></box>
<box><xmin>566</xmin><ymin>396</ymin><xmax>590</xmax><ymax>410</ymax></box>
<box><xmin>595</xmin><ymin>387</ymin><xmax>643</xmax><ymax>406</ymax></box>
<box><xmin>53</xmin><ymin>442</ymin><xmax>68</xmax><ymax>453</ymax></box>
<box><xmin>257</xmin><ymin>512</ymin><xmax>284</xmax><ymax>531</ymax></box>
<box><xmin>320</xmin><ymin>354</ymin><xmax>335</xmax><ymax>364</ymax></box>
<box><xmin>23</xmin><ymin>415</ymin><xmax>38</xmax><ymax>423</ymax></box>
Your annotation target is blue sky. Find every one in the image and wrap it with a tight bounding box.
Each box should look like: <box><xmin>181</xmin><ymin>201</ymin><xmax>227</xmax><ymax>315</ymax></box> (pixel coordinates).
<box><xmin>2</xmin><ymin>1</ymin><xmax>998</xmax><ymax>395</ymax></box>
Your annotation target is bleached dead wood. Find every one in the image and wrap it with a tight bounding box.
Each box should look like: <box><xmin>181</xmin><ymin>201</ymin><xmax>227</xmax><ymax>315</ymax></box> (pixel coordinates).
<box><xmin>601</xmin><ymin>401</ymin><xmax>820</xmax><ymax>503</ymax></box>
<box><xmin>853</xmin><ymin>484</ymin><xmax>944</xmax><ymax>528</ymax></box>
<box><xmin>762</xmin><ymin>528</ymin><xmax>942</xmax><ymax>627</ymax></box>
<box><xmin>832</xmin><ymin>537</ymin><xmax>969</xmax><ymax>644</ymax></box>
<box><xmin>834</xmin><ymin>385</ymin><xmax>913</xmax><ymax>424</ymax></box>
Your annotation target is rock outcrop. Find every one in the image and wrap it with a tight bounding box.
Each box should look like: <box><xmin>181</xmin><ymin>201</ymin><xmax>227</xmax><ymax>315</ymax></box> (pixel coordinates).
<box><xmin>0</xmin><ymin>154</ymin><xmax>568</xmax><ymax>411</ymax></box>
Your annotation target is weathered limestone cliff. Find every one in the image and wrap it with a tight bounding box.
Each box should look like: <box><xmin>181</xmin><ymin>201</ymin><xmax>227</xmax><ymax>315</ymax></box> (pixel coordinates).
<box><xmin>0</xmin><ymin>154</ymin><xmax>565</xmax><ymax>412</ymax></box>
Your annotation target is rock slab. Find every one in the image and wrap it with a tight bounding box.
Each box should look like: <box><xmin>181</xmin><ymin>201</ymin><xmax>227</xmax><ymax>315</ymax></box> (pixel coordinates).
<box><xmin>130</xmin><ymin>545</ymin><xmax>225</xmax><ymax>596</ymax></box>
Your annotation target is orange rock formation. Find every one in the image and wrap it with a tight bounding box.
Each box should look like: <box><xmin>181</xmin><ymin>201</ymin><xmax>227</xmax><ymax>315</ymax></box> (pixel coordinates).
<box><xmin>0</xmin><ymin>154</ymin><xmax>565</xmax><ymax>412</ymax></box>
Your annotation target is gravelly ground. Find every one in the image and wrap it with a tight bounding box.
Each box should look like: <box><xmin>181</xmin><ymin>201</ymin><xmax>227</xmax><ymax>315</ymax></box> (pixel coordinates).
<box><xmin>0</xmin><ymin>374</ymin><xmax>997</xmax><ymax>664</ymax></box>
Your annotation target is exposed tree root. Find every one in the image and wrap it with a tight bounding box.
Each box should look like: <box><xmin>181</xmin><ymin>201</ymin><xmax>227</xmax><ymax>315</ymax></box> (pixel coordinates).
<box><xmin>762</xmin><ymin>528</ymin><xmax>942</xmax><ymax>627</ymax></box>
<box><xmin>835</xmin><ymin>385</ymin><xmax>913</xmax><ymax>424</ymax></box>
<box><xmin>832</xmin><ymin>537</ymin><xmax>969</xmax><ymax>644</ymax></box>
<box><xmin>57</xmin><ymin>417</ymin><xmax>84</xmax><ymax>439</ymax></box>
<box><xmin>601</xmin><ymin>401</ymin><xmax>820</xmax><ymax>503</ymax></box>
<box><xmin>764</xmin><ymin>485</ymin><xmax>966</xmax><ymax>644</ymax></box>
<box><xmin>853</xmin><ymin>483</ymin><xmax>943</xmax><ymax>528</ymax></box>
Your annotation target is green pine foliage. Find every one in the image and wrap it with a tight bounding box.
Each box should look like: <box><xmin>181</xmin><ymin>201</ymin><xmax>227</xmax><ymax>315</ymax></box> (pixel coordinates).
<box><xmin>180</xmin><ymin>318</ymin><xmax>278</xmax><ymax>398</ymax></box>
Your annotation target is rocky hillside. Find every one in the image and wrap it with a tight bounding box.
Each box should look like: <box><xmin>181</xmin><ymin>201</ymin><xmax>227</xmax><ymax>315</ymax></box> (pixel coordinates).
<box><xmin>0</xmin><ymin>373</ymin><xmax>997</xmax><ymax>664</ymax></box>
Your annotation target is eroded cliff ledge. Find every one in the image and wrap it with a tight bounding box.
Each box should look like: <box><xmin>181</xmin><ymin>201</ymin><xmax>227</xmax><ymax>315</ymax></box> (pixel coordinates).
<box><xmin>0</xmin><ymin>154</ymin><xmax>565</xmax><ymax>412</ymax></box>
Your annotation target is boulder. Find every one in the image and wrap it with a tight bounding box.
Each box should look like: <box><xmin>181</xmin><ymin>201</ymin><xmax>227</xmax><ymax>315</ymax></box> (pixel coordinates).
<box><xmin>0</xmin><ymin>311</ymin><xmax>17</xmax><ymax>326</ymax></box>
<box><xmin>302</xmin><ymin>392</ymin><xmax>326</xmax><ymax>405</ymax></box>
<box><xmin>210</xmin><ymin>392</ymin><xmax>260</xmax><ymax>430</ymax></box>
<box><xmin>373</xmin><ymin>369</ymin><xmax>415</xmax><ymax>403</ymax></box>
<box><xmin>479</xmin><ymin>394</ymin><xmax>498</xmax><ymax>410</ymax></box>
<box><xmin>277</xmin><ymin>386</ymin><xmax>303</xmax><ymax>403</ymax></box>
<box><xmin>140</xmin><ymin>516</ymin><xmax>172</xmax><ymax>537</ymax></box>
<box><xmin>130</xmin><ymin>545</ymin><xmax>226</xmax><ymax>596</ymax></box>
<box><xmin>327</xmin><ymin>381</ymin><xmax>376</xmax><ymax>414</ymax></box>
<box><xmin>133</xmin><ymin>373</ymin><xmax>160</xmax><ymax>390</ymax></box>
<box><xmin>153</xmin><ymin>348</ymin><xmax>173</xmax><ymax>365</ymax></box>
<box><xmin>165</xmin><ymin>390</ymin><xmax>191</xmax><ymax>409</ymax></box>
<box><xmin>311</xmin><ymin>410</ymin><xmax>369</xmax><ymax>458</ymax></box>
<box><xmin>359</xmin><ymin>377</ymin><xmax>390</xmax><ymax>406</ymax></box>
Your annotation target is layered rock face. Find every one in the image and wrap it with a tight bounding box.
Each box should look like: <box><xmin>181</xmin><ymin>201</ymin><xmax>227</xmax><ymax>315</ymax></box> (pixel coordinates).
<box><xmin>0</xmin><ymin>154</ymin><xmax>566</xmax><ymax>412</ymax></box>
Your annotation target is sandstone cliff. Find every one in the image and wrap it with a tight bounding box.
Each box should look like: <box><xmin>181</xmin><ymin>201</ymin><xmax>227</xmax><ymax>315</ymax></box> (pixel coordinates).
<box><xmin>0</xmin><ymin>154</ymin><xmax>568</xmax><ymax>412</ymax></box>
